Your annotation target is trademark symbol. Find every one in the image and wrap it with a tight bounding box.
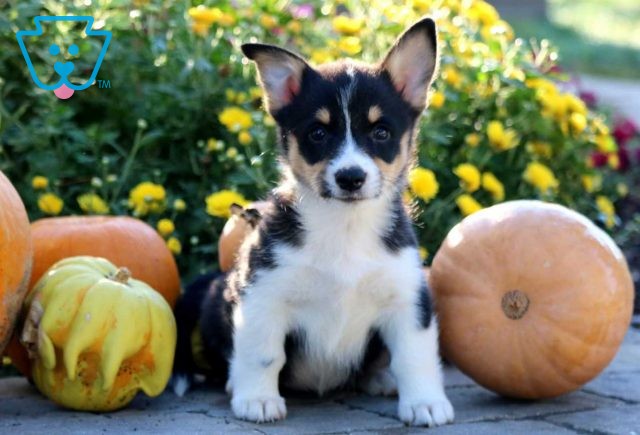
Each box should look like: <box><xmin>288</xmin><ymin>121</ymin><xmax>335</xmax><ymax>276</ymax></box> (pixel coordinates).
<box><xmin>97</xmin><ymin>79</ymin><xmax>111</xmax><ymax>89</ymax></box>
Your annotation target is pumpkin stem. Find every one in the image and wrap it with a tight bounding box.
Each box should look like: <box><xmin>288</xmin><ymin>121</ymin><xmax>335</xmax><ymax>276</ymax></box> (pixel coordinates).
<box><xmin>501</xmin><ymin>290</ymin><xmax>530</xmax><ymax>320</ymax></box>
<box><xmin>111</xmin><ymin>267</ymin><xmax>132</xmax><ymax>284</ymax></box>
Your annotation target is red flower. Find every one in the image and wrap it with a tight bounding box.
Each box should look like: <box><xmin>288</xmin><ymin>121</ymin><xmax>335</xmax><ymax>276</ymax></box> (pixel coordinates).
<box><xmin>613</xmin><ymin>118</ymin><xmax>638</xmax><ymax>146</ymax></box>
<box><xmin>579</xmin><ymin>91</ymin><xmax>597</xmax><ymax>109</ymax></box>
<box><xmin>618</xmin><ymin>147</ymin><xmax>631</xmax><ymax>171</ymax></box>
<box><xmin>591</xmin><ymin>152</ymin><xmax>608</xmax><ymax>168</ymax></box>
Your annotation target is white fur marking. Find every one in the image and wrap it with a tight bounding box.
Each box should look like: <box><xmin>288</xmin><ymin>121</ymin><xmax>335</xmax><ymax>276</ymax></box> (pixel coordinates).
<box><xmin>325</xmin><ymin>80</ymin><xmax>382</xmax><ymax>198</ymax></box>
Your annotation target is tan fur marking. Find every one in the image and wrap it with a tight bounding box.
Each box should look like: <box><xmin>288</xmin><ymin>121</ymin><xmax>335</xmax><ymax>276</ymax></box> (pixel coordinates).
<box><xmin>315</xmin><ymin>107</ymin><xmax>331</xmax><ymax>125</ymax></box>
<box><xmin>368</xmin><ymin>105</ymin><xmax>383</xmax><ymax>124</ymax></box>
<box><xmin>375</xmin><ymin>131</ymin><xmax>412</xmax><ymax>182</ymax></box>
<box><xmin>287</xmin><ymin>136</ymin><xmax>326</xmax><ymax>192</ymax></box>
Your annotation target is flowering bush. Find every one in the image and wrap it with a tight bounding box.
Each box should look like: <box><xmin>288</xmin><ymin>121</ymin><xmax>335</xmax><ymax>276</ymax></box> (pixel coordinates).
<box><xmin>0</xmin><ymin>0</ymin><xmax>629</xmax><ymax>279</ymax></box>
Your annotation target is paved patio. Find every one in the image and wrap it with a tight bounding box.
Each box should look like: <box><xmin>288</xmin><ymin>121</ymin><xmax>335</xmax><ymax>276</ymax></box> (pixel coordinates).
<box><xmin>1</xmin><ymin>317</ymin><xmax>639</xmax><ymax>434</ymax></box>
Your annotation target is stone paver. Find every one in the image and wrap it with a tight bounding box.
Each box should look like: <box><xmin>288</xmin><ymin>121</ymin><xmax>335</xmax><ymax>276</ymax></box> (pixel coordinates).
<box><xmin>1</xmin><ymin>327</ymin><xmax>639</xmax><ymax>434</ymax></box>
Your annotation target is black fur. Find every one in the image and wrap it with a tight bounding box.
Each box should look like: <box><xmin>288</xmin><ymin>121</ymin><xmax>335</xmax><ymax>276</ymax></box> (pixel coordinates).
<box><xmin>417</xmin><ymin>280</ymin><xmax>432</xmax><ymax>329</ymax></box>
<box><xmin>381</xmin><ymin>194</ymin><xmax>418</xmax><ymax>252</ymax></box>
<box><xmin>273</xmin><ymin>65</ymin><xmax>417</xmax><ymax>168</ymax></box>
<box><xmin>243</xmin><ymin>192</ymin><xmax>304</xmax><ymax>284</ymax></box>
<box><xmin>172</xmin><ymin>272</ymin><xmax>222</xmax><ymax>382</ymax></box>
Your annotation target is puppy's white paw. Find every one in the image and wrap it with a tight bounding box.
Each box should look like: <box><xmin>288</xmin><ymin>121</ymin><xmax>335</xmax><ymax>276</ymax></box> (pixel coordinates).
<box><xmin>398</xmin><ymin>395</ymin><xmax>454</xmax><ymax>427</ymax></box>
<box><xmin>359</xmin><ymin>368</ymin><xmax>397</xmax><ymax>396</ymax></box>
<box><xmin>231</xmin><ymin>395</ymin><xmax>287</xmax><ymax>423</ymax></box>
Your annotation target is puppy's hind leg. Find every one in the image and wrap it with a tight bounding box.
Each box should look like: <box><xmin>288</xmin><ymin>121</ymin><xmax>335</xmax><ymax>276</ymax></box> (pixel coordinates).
<box><xmin>172</xmin><ymin>272</ymin><xmax>221</xmax><ymax>396</ymax></box>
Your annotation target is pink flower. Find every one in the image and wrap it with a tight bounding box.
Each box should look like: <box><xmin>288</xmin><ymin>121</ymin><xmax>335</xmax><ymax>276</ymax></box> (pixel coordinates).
<box><xmin>291</xmin><ymin>4</ymin><xmax>314</xmax><ymax>19</ymax></box>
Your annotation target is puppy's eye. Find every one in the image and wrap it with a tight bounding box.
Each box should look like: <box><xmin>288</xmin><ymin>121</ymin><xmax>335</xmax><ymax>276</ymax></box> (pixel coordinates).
<box><xmin>371</xmin><ymin>125</ymin><xmax>391</xmax><ymax>142</ymax></box>
<box><xmin>308</xmin><ymin>126</ymin><xmax>327</xmax><ymax>144</ymax></box>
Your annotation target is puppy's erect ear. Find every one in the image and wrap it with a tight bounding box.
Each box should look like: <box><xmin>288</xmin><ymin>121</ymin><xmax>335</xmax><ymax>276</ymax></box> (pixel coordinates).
<box><xmin>241</xmin><ymin>43</ymin><xmax>310</xmax><ymax>114</ymax></box>
<box><xmin>381</xmin><ymin>17</ymin><xmax>438</xmax><ymax>111</ymax></box>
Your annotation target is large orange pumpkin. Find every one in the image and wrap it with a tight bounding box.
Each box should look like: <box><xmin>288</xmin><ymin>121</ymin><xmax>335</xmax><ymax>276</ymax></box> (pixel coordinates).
<box><xmin>29</xmin><ymin>216</ymin><xmax>181</xmax><ymax>307</ymax></box>
<box><xmin>430</xmin><ymin>200</ymin><xmax>634</xmax><ymax>399</ymax></box>
<box><xmin>0</xmin><ymin>171</ymin><xmax>32</xmax><ymax>354</ymax></box>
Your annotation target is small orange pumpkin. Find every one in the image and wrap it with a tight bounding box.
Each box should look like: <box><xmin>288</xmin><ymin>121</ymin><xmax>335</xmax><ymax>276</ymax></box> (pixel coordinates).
<box><xmin>430</xmin><ymin>200</ymin><xmax>634</xmax><ymax>399</ymax></box>
<box><xmin>0</xmin><ymin>171</ymin><xmax>33</xmax><ymax>354</ymax></box>
<box><xmin>218</xmin><ymin>201</ymin><xmax>269</xmax><ymax>272</ymax></box>
<box><xmin>29</xmin><ymin>216</ymin><xmax>181</xmax><ymax>307</ymax></box>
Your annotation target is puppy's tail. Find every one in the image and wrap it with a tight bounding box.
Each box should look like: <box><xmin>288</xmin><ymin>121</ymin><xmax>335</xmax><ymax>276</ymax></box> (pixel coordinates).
<box><xmin>172</xmin><ymin>271</ymin><xmax>221</xmax><ymax>396</ymax></box>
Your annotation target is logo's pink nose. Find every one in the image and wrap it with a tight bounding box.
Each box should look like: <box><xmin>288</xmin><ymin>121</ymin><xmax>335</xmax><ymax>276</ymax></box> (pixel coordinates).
<box><xmin>54</xmin><ymin>84</ymin><xmax>74</xmax><ymax>99</ymax></box>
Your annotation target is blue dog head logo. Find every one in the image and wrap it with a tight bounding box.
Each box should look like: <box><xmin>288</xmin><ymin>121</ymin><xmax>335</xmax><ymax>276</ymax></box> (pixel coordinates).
<box><xmin>16</xmin><ymin>16</ymin><xmax>111</xmax><ymax>99</ymax></box>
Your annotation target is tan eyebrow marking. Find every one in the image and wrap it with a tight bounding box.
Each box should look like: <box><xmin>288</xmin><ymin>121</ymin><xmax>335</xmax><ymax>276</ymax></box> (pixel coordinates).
<box><xmin>315</xmin><ymin>107</ymin><xmax>331</xmax><ymax>124</ymax></box>
<box><xmin>368</xmin><ymin>105</ymin><xmax>383</xmax><ymax>123</ymax></box>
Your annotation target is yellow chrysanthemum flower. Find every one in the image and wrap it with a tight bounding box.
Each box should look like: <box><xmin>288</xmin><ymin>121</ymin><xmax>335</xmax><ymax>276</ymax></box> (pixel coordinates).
<box><xmin>481</xmin><ymin>172</ymin><xmax>505</xmax><ymax>201</ymax></box>
<box><xmin>471</xmin><ymin>1</ymin><xmax>500</xmax><ymax>26</ymax></box>
<box><xmin>238</xmin><ymin>131</ymin><xmax>252</xmax><ymax>145</ymax></box>
<box><xmin>337</xmin><ymin>36</ymin><xmax>362</xmax><ymax>55</ymax></box>
<box><xmin>456</xmin><ymin>194</ymin><xmax>483</xmax><ymax>216</ymax></box>
<box><xmin>128</xmin><ymin>181</ymin><xmax>166</xmax><ymax>216</ymax></box>
<box><xmin>259</xmin><ymin>14</ymin><xmax>278</xmax><ymax>29</ymax></box>
<box><xmin>191</xmin><ymin>21</ymin><xmax>210</xmax><ymax>36</ymax></box>
<box><xmin>38</xmin><ymin>193</ymin><xmax>64</xmax><ymax>215</ymax></box>
<box><xmin>226</xmin><ymin>147</ymin><xmax>238</xmax><ymax>159</ymax></box>
<box><xmin>523</xmin><ymin>162</ymin><xmax>559</xmax><ymax>193</ymax></box>
<box><xmin>596</xmin><ymin>196</ymin><xmax>615</xmax><ymax>229</ymax></box>
<box><xmin>487</xmin><ymin>120</ymin><xmax>519</xmax><ymax>151</ymax></box>
<box><xmin>205</xmin><ymin>190</ymin><xmax>249</xmax><ymax>218</ymax></box>
<box><xmin>418</xmin><ymin>246</ymin><xmax>429</xmax><ymax>261</ymax></box>
<box><xmin>173</xmin><ymin>198</ymin><xmax>187</xmax><ymax>211</ymax></box>
<box><xmin>442</xmin><ymin>66</ymin><xmax>462</xmax><ymax>88</ymax></box>
<box><xmin>569</xmin><ymin>112</ymin><xmax>587</xmax><ymax>134</ymax></box>
<box><xmin>32</xmin><ymin>176</ymin><xmax>49</xmax><ymax>190</ymax></box>
<box><xmin>430</xmin><ymin>91</ymin><xmax>445</xmax><ymax>108</ymax></box>
<box><xmin>219</xmin><ymin>107</ymin><xmax>253</xmax><ymax>132</ymax></box>
<box><xmin>465</xmin><ymin>133</ymin><xmax>480</xmax><ymax>147</ymax></box>
<box><xmin>332</xmin><ymin>16</ymin><xmax>363</xmax><ymax>35</ymax></box>
<box><xmin>595</xmin><ymin>134</ymin><xmax>617</xmax><ymax>153</ymax></box>
<box><xmin>216</xmin><ymin>12</ymin><xmax>235</xmax><ymax>27</ymax></box>
<box><xmin>157</xmin><ymin>218</ymin><xmax>175</xmax><ymax>237</ymax></box>
<box><xmin>453</xmin><ymin>163</ymin><xmax>481</xmax><ymax>192</ymax></box>
<box><xmin>608</xmin><ymin>153</ymin><xmax>620</xmax><ymax>170</ymax></box>
<box><xmin>526</xmin><ymin>141</ymin><xmax>553</xmax><ymax>159</ymax></box>
<box><xmin>410</xmin><ymin>0</ymin><xmax>431</xmax><ymax>13</ymax></box>
<box><xmin>77</xmin><ymin>193</ymin><xmax>109</xmax><ymax>215</ymax></box>
<box><xmin>287</xmin><ymin>20</ymin><xmax>302</xmax><ymax>34</ymax></box>
<box><xmin>408</xmin><ymin>167</ymin><xmax>439</xmax><ymax>203</ymax></box>
<box><xmin>188</xmin><ymin>6</ymin><xmax>218</xmax><ymax>25</ymax></box>
<box><xmin>311</xmin><ymin>49</ymin><xmax>333</xmax><ymax>65</ymax></box>
<box><xmin>166</xmin><ymin>237</ymin><xmax>182</xmax><ymax>255</ymax></box>
<box><xmin>581</xmin><ymin>175</ymin><xmax>602</xmax><ymax>193</ymax></box>
<box><xmin>617</xmin><ymin>183</ymin><xmax>629</xmax><ymax>197</ymax></box>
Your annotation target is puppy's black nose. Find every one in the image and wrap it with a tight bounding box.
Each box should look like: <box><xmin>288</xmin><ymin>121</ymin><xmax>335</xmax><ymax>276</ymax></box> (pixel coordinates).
<box><xmin>335</xmin><ymin>166</ymin><xmax>367</xmax><ymax>192</ymax></box>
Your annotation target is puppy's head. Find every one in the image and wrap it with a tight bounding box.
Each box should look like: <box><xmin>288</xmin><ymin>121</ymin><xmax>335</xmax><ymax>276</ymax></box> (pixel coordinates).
<box><xmin>242</xmin><ymin>18</ymin><xmax>438</xmax><ymax>202</ymax></box>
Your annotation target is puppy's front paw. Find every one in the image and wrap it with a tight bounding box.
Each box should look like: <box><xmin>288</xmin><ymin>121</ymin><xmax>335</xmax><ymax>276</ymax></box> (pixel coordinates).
<box><xmin>231</xmin><ymin>395</ymin><xmax>287</xmax><ymax>423</ymax></box>
<box><xmin>398</xmin><ymin>395</ymin><xmax>454</xmax><ymax>427</ymax></box>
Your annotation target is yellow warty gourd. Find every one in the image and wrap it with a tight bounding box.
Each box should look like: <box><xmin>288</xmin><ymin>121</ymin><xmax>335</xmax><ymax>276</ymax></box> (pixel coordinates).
<box><xmin>21</xmin><ymin>256</ymin><xmax>177</xmax><ymax>411</ymax></box>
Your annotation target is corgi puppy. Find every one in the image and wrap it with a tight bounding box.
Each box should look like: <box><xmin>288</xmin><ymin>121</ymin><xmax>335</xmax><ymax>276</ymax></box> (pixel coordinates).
<box><xmin>173</xmin><ymin>17</ymin><xmax>453</xmax><ymax>427</ymax></box>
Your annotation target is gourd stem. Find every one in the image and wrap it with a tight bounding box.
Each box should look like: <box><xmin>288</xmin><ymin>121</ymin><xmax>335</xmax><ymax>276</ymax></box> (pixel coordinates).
<box><xmin>112</xmin><ymin>267</ymin><xmax>131</xmax><ymax>284</ymax></box>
